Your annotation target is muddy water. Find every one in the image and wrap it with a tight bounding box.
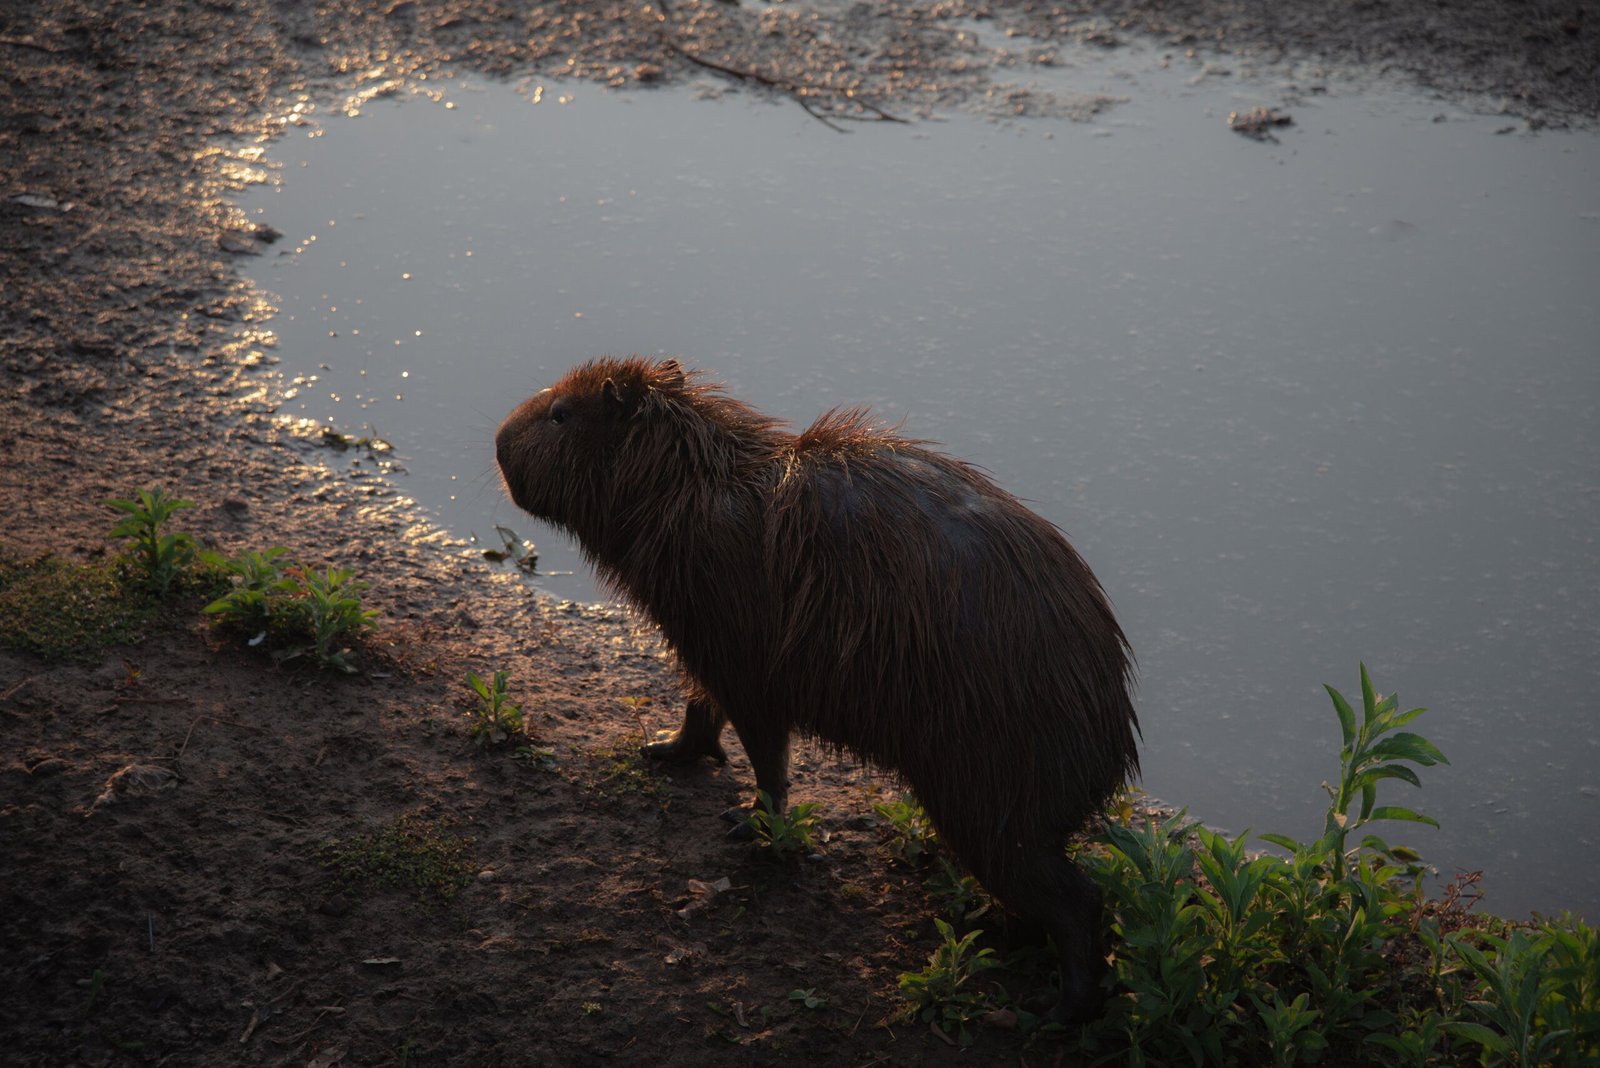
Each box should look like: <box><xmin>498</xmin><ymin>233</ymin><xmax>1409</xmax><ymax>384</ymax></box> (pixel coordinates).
<box><xmin>237</xmin><ymin>54</ymin><xmax>1599</xmax><ymax>919</ymax></box>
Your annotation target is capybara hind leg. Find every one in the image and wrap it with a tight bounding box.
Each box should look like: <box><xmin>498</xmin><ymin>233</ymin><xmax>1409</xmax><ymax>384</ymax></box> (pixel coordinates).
<box><xmin>974</xmin><ymin>847</ymin><xmax>1108</xmax><ymax>1024</ymax></box>
<box><xmin>1033</xmin><ymin>855</ymin><xmax>1109</xmax><ymax>1024</ymax></box>
<box><xmin>642</xmin><ymin>698</ymin><xmax>728</xmax><ymax>765</ymax></box>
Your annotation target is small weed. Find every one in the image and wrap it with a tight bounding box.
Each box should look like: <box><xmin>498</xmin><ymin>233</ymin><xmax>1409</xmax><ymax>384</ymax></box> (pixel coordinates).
<box><xmin>581</xmin><ymin>1001</ymin><xmax>602</xmax><ymax>1016</ymax></box>
<box><xmin>78</xmin><ymin>969</ymin><xmax>107</xmax><ymax>1021</ymax></box>
<box><xmin>513</xmin><ymin>744</ymin><xmax>558</xmax><ymax>770</ymax></box>
<box><xmin>788</xmin><ymin>988</ymin><xmax>828</xmax><ymax>1010</ymax></box>
<box><xmin>465</xmin><ymin>670</ymin><xmax>525</xmax><ymax>747</ymax></box>
<box><xmin>0</xmin><ymin>552</ymin><xmax>157</xmax><ymax>661</ymax></box>
<box><xmin>201</xmin><ymin>546</ymin><xmax>294</xmax><ymax>637</ymax></box>
<box><xmin>324</xmin><ymin>812</ymin><xmax>475</xmax><ymax>902</ymax></box>
<box><xmin>875</xmin><ymin>793</ymin><xmax>938</xmax><ymax>867</ymax></box>
<box><xmin>105</xmin><ymin>488</ymin><xmax>196</xmax><ymax>595</ymax></box>
<box><xmin>292</xmin><ymin>565</ymin><xmax>378</xmax><ymax>672</ymax></box>
<box><xmin>618</xmin><ymin>694</ymin><xmax>652</xmax><ymax>742</ymax></box>
<box><xmin>926</xmin><ymin>856</ymin><xmax>989</xmax><ymax>922</ymax></box>
<box><xmin>205</xmin><ymin>552</ymin><xmax>377</xmax><ymax>672</ymax></box>
<box><xmin>588</xmin><ymin>736</ymin><xmax>668</xmax><ymax>799</ymax></box>
<box><xmin>897</xmin><ymin>918</ymin><xmax>1000</xmax><ymax>1046</ymax></box>
<box><xmin>747</xmin><ymin>789</ymin><xmax>821</xmax><ymax>856</ymax></box>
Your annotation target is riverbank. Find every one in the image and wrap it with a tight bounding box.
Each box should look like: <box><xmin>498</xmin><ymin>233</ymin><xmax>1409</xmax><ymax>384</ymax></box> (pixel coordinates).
<box><xmin>3</xmin><ymin>2</ymin><xmax>1594</xmax><ymax>1063</ymax></box>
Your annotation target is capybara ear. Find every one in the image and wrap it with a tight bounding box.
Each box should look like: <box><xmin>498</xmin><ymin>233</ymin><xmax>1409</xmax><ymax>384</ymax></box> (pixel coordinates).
<box><xmin>601</xmin><ymin>376</ymin><xmax>626</xmax><ymax>414</ymax></box>
<box><xmin>657</xmin><ymin>359</ymin><xmax>686</xmax><ymax>390</ymax></box>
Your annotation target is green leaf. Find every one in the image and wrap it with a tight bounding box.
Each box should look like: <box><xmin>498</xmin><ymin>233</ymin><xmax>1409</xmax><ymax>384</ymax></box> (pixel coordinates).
<box><xmin>1358</xmin><ymin>832</ymin><xmax>1393</xmax><ymax>855</ymax></box>
<box><xmin>1257</xmin><ymin>833</ymin><xmax>1304</xmax><ymax>853</ymax></box>
<box><xmin>1359</xmin><ymin>663</ymin><xmax>1379</xmax><ymax>727</ymax></box>
<box><xmin>1440</xmin><ymin>1020</ymin><xmax>1509</xmax><ymax>1053</ymax></box>
<box><xmin>1363</xmin><ymin>732</ymin><xmax>1449</xmax><ymax>767</ymax></box>
<box><xmin>1326</xmin><ymin>684</ymin><xmax>1357</xmax><ymax>749</ymax></box>
<box><xmin>1361</xmin><ymin>763</ymin><xmax>1423</xmax><ymax>789</ymax></box>
<box><xmin>1381</xmin><ymin>705</ymin><xmax>1429</xmax><ymax>732</ymax></box>
<box><xmin>1365</xmin><ymin>805</ymin><xmax>1439</xmax><ymax>828</ymax></box>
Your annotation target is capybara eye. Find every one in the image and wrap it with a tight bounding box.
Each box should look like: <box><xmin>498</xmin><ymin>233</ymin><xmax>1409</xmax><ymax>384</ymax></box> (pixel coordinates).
<box><xmin>549</xmin><ymin>399</ymin><xmax>570</xmax><ymax>426</ymax></box>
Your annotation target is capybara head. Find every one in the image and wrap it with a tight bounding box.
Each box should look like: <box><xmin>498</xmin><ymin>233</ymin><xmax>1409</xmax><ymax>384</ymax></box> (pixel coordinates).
<box><xmin>495</xmin><ymin>356</ymin><xmax>784</xmax><ymax>562</ymax></box>
<box><xmin>495</xmin><ymin>357</ymin><xmax>681</xmax><ymax>537</ymax></box>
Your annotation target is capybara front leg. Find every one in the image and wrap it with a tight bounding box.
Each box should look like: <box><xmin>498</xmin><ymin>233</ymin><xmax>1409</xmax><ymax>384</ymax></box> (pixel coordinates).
<box><xmin>722</xmin><ymin>714</ymin><xmax>791</xmax><ymax>840</ymax></box>
<box><xmin>641</xmin><ymin>697</ymin><xmax>728</xmax><ymax>765</ymax></box>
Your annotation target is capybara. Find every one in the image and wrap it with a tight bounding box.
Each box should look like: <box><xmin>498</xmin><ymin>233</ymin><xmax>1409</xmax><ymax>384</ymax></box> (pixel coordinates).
<box><xmin>496</xmin><ymin>357</ymin><xmax>1140</xmax><ymax>1019</ymax></box>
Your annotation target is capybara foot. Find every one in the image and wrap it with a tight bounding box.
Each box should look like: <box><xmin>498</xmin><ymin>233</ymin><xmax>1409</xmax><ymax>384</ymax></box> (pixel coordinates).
<box><xmin>1052</xmin><ymin>959</ymin><xmax>1110</xmax><ymax>1026</ymax></box>
<box><xmin>722</xmin><ymin>805</ymin><xmax>757</xmax><ymax>841</ymax></box>
<box><xmin>641</xmin><ymin>728</ymin><xmax>728</xmax><ymax>765</ymax></box>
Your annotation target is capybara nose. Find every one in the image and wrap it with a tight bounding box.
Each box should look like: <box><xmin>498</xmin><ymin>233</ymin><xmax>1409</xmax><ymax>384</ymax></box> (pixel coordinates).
<box><xmin>494</xmin><ymin>419</ymin><xmax>518</xmax><ymax>475</ymax></box>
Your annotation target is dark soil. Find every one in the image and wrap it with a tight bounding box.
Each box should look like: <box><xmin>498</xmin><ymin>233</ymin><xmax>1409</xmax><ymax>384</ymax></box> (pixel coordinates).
<box><xmin>3</xmin><ymin>2</ymin><xmax>1594</xmax><ymax>1065</ymax></box>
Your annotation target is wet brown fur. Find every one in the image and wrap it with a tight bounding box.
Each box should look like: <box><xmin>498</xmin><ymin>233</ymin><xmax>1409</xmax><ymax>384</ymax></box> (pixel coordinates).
<box><xmin>496</xmin><ymin>357</ymin><xmax>1140</xmax><ymax>1017</ymax></box>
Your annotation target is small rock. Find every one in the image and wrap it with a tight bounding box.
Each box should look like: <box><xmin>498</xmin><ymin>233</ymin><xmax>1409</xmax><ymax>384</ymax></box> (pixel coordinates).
<box><xmin>1228</xmin><ymin>106</ymin><xmax>1293</xmax><ymax>140</ymax></box>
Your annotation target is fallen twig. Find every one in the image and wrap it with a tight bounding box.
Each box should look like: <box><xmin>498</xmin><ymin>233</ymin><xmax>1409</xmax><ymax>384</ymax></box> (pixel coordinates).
<box><xmin>0</xmin><ymin>35</ymin><xmax>65</xmax><ymax>55</ymax></box>
<box><xmin>650</xmin><ymin>6</ymin><xmax>907</xmax><ymax>132</ymax></box>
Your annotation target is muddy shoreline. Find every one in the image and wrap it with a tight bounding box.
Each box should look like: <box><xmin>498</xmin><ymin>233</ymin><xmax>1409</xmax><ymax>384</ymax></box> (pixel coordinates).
<box><xmin>3</xmin><ymin>2</ymin><xmax>1595</xmax><ymax>1064</ymax></box>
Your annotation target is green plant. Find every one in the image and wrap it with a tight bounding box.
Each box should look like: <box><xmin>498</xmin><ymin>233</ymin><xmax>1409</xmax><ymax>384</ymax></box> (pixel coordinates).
<box><xmin>1445</xmin><ymin>927</ymin><xmax>1577</xmax><ymax>1065</ymax></box>
<box><xmin>1249</xmin><ymin>990</ymin><xmax>1324</xmax><ymax>1067</ymax></box>
<box><xmin>588</xmin><ymin>736</ymin><xmax>668</xmax><ymax>799</ymax></box>
<box><xmin>875</xmin><ymin>793</ymin><xmax>938</xmax><ymax>867</ymax></box>
<box><xmin>201</xmin><ymin>547</ymin><xmax>294</xmax><ymax>637</ymax></box>
<box><xmin>0</xmin><ymin>552</ymin><xmax>157</xmax><ymax>660</ymax></box>
<box><xmin>897</xmin><ymin>918</ymin><xmax>1000</xmax><ymax>1046</ymax></box>
<box><xmin>78</xmin><ymin>969</ymin><xmax>107</xmax><ymax>1021</ymax></box>
<box><xmin>880</xmin><ymin>665</ymin><xmax>1599</xmax><ymax>1060</ymax></box>
<box><xmin>926</xmin><ymin>855</ymin><xmax>988</xmax><ymax>922</ymax></box>
<box><xmin>466</xmin><ymin>669</ymin><xmax>525</xmax><ymax>747</ymax></box>
<box><xmin>105</xmin><ymin>488</ymin><xmax>196</xmax><ymax>595</ymax></box>
<box><xmin>513</xmin><ymin>744</ymin><xmax>558</xmax><ymax>770</ymax></box>
<box><xmin>1365</xmin><ymin>1008</ymin><xmax>1448</xmax><ymax>1066</ymax></box>
<box><xmin>1540</xmin><ymin>916</ymin><xmax>1600</xmax><ymax>1060</ymax></box>
<box><xmin>789</xmin><ymin>988</ymin><xmax>828</xmax><ymax>1010</ymax></box>
<box><xmin>746</xmin><ymin>789</ymin><xmax>821</xmax><ymax>856</ymax></box>
<box><xmin>1075</xmin><ymin>666</ymin><xmax>1459</xmax><ymax>1062</ymax></box>
<box><xmin>1272</xmin><ymin>664</ymin><xmax>1447</xmax><ymax>882</ymax></box>
<box><xmin>324</xmin><ymin>811</ymin><xmax>474</xmax><ymax>901</ymax></box>
<box><xmin>293</xmin><ymin>565</ymin><xmax>377</xmax><ymax>672</ymax></box>
<box><xmin>202</xmin><ymin>551</ymin><xmax>377</xmax><ymax>671</ymax></box>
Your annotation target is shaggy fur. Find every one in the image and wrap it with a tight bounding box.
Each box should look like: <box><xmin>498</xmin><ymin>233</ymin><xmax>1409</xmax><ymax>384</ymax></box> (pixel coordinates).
<box><xmin>496</xmin><ymin>357</ymin><xmax>1140</xmax><ymax>1018</ymax></box>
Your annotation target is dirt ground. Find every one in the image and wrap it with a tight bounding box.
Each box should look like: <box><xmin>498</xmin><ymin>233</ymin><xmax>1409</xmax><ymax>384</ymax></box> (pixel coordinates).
<box><xmin>2</xmin><ymin>2</ymin><xmax>1595</xmax><ymax>1065</ymax></box>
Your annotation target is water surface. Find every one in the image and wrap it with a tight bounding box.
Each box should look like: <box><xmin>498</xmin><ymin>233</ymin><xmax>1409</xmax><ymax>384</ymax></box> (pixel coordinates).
<box><xmin>237</xmin><ymin>51</ymin><xmax>1600</xmax><ymax>919</ymax></box>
